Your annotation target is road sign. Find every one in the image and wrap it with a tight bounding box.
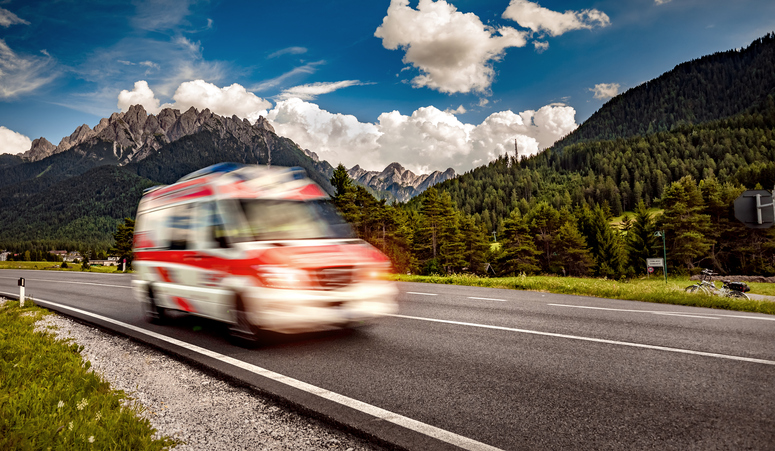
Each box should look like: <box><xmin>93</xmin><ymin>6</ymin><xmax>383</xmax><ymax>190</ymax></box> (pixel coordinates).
<box><xmin>647</xmin><ymin>258</ymin><xmax>664</xmax><ymax>267</ymax></box>
<box><xmin>647</xmin><ymin>267</ymin><xmax>654</xmax><ymax>274</ymax></box>
<box><xmin>734</xmin><ymin>189</ymin><xmax>774</xmax><ymax>228</ymax></box>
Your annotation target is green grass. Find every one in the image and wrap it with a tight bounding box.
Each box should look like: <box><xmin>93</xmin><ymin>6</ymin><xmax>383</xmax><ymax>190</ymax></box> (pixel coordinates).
<box><xmin>610</xmin><ymin>207</ymin><xmax>663</xmax><ymax>227</ymax></box>
<box><xmin>395</xmin><ymin>273</ymin><xmax>775</xmax><ymax>315</ymax></box>
<box><xmin>0</xmin><ymin>261</ymin><xmax>129</xmax><ymax>273</ymax></box>
<box><xmin>0</xmin><ymin>299</ymin><xmax>179</xmax><ymax>450</ymax></box>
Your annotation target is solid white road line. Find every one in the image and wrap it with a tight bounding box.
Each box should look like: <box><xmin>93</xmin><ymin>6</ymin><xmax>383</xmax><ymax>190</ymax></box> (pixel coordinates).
<box><xmin>468</xmin><ymin>297</ymin><xmax>507</xmax><ymax>302</ymax></box>
<box><xmin>387</xmin><ymin>313</ymin><xmax>775</xmax><ymax>366</ymax></box>
<box><xmin>406</xmin><ymin>291</ymin><xmax>438</xmax><ymax>296</ymax></box>
<box><xmin>548</xmin><ymin>303</ymin><xmax>721</xmax><ymax>320</ymax></box>
<box><xmin>0</xmin><ymin>276</ymin><xmax>130</xmax><ymax>290</ymax></box>
<box><xmin>12</xmin><ymin>294</ymin><xmax>503</xmax><ymax>451</ymax></box>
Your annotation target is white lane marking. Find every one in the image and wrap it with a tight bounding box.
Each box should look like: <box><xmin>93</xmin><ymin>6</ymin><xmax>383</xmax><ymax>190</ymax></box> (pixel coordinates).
<box><xmin>0</xmin><ymin>276</ymin><xmax>129</xmax><ymax>290</ymax></box>
<box><xmin>406</xmin><ymin>291</ymin><xmax>438</xmax><ymax>296</ymax></box>
<box><xmin>387</xmin><ymin>313</ymin><xmax>775</xmax><ymax>366</ymax></box>
<box><xmin>468</xmin><ymin>297</ymin><xmax>507</xmax><ymax>302</ymax></box>
<box><xmin>14</xmin><ymin>294</ymin><xmax>503</xmax><ymax>451</ymax></box>
<box><xmin>548</xmin><ymin>304</ymin><xmax>720</xmax><ymax>320</ymax></box>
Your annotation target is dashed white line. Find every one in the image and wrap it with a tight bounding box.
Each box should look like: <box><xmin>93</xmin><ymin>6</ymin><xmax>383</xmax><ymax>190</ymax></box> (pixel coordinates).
<box><xmin>9</xmin><ymin>293</ymin><xmax>503</xmax><ymax>451</ymax></box>
<box><xmin>406</xmin><ymin>291</ymin><xmax>438</xmax><ymax>296</ymax></box>
<box><xmin>548</xmin><ymin>304</ymin><xmax>721</xmax><ymax>319</ymax></box>
<box><xmin>468</xmin><ymin>297</ymin><xmax>507</xmax><ymax>302</ymax></box>
<box><xmin>387</xmin><ymin>313</ymin><xmax>775</xmax><ymax>366</ymax></box>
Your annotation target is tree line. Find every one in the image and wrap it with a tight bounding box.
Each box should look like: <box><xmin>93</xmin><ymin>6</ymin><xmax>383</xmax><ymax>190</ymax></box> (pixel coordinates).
<box><xmin>332</xmin><ymin>164</ymin><xmax>775</xmax><ymax>277</ymax></box>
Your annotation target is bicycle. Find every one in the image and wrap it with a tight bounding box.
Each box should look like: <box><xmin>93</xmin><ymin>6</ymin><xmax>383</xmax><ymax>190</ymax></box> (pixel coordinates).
<box><xmin>685</xmin><ymin>269</ymin><xmax>719</xmax><ymax>295</ymax></box>
<box><xmin>718</xmin><ymin>280</ymin><xmax>751</xmax><ymax>300</ymax></box>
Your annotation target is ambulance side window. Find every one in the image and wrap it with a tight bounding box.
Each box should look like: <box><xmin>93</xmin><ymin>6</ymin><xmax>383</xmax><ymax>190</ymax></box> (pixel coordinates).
<box><xmin>136</xmin><ymin>207</ymin><xmax>170</xmax><ymax>250</ymax></box>
<box><xmin>168</xmin><ymin>204</ymin><xmax>193</xmax><ymax>250</ymax></box>
<box><xmin>201</xmin><ymin>201</ymin><xmax>229</xmax><ymax>249</ymax></box>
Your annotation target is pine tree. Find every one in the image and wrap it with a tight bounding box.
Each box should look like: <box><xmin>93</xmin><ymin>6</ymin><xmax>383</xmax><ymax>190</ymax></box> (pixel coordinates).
<box><xmin>626</xmin><ymin>200</ymin><xmax>659</xmax><ymax>274</ymax></box>
<box><xmin>657</xmin><ymin>176</ymin><xmax>713</xmax><ymax>270</ymax></box>
<box><xmin>109</xmin><ymin>217</ymin><xmax>135</xmax><ymax>270</ymax></box>
<box><xmin>555</xmin><ymin>220</ymin><xmax>595</xmax><ymax>277</ymax></box>
<box><xmin>498</xmin><ymin>209</ymin><xmax>540</xmax><ymax>275</ymax></box>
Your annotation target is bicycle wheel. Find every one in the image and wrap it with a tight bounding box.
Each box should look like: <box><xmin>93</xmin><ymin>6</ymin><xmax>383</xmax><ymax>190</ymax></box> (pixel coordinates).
<box><xmin>726</xmin><ymin>291</ymin><xmax>750</xmax><ymax>300</ymax></box>
<box><xmin>685</xmin><ymin>285</ymin><xmax>700</xmax><ymax>293</ymax></box>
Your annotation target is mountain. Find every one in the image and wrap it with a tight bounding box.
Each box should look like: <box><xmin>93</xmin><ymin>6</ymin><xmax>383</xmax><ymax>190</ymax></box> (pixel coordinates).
<box><xmin>348</xmin><ymin>162</ymin><xmax>456</xmax><ymax>202</ymax></box>
<box><xmin>554</xmin><ymin>32</ymin><xmax>775</xmax><ymax>150</ymax></box>
<box><xmin>415</xmin><ymin>33</ymin><xmax>775</xmax><ymax>232</ymax></box>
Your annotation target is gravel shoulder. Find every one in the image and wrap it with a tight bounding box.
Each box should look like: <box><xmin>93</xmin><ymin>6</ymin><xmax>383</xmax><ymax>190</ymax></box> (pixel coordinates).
<box><xmin>32</xmin><ymin>311</ymin><xmax>385</xmax><ymax>451</ymax></box>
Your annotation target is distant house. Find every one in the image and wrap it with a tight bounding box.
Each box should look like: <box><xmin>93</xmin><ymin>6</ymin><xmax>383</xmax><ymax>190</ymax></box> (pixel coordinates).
<box><xmin>0</xmin><ymin>251</ymin><xmax>9</xmax><ymax>262</ymax></box>
<box><xmin>49</xmin><ymin>250</ymin><xmax>68</xmax><ymax>261</ymax></box>
<box><xmin>90</xmin><ymin>259</ymin><xmax>117</xmax><ymax>266</ymax></box>
<box><xmin>64</xmin><ymin>251</ymin><xmax>82</xmax><ymax>263</ymax></box>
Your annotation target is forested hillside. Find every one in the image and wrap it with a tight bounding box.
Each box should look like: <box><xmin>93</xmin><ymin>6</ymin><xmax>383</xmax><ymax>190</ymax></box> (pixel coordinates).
<box><xmin>0</xmin><ymin>166</ymin><xmax>155</xmax><ymax>252</ymax></box>
<box><xmin>554</xmin><ymin>33</ymin><xmax>775</xmax><ymax>148</ymax></box>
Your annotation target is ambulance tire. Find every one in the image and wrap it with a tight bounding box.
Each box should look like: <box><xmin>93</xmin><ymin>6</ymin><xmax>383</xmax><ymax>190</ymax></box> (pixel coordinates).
<box><xmin>144</xmin><ymin>285</ymin><xmax>167</xmax><ymax>324</ymax></box>
<box><xmin>227</xmin><ymin>294</ymin><xmax>263</xmax><ymax>347</ymax></box>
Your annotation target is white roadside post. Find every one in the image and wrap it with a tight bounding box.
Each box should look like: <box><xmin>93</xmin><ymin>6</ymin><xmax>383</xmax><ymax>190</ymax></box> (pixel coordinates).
<box><xmin>18</xmin><ymin>277</ymin><xmax>25</xmax><ymax>307</ymax></box>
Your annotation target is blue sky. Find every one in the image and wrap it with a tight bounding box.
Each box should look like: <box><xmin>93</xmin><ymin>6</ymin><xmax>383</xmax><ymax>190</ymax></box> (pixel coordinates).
<box><xmin>0</xmin><ymin>0</ymin><xmax>773</xmax><ymax>173</ymax></box>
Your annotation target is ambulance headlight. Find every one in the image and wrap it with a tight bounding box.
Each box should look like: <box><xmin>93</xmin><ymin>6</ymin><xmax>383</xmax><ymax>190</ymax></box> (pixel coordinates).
<box><xmin>358</xmin><ymin>263</ymin><xmax>392</xmax><ymax>281</ymax></box>
<box><xmin>253</xmin><ymin>265</ymin><xmax>310</xmax><ymax>289</ymax></box>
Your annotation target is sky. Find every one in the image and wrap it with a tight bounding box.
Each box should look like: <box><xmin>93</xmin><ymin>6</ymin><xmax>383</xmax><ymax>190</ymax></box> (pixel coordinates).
<box><xmin>0</xmin><ymin>0</ymin><xmax>773</xmax><ymax>174</ymax></box>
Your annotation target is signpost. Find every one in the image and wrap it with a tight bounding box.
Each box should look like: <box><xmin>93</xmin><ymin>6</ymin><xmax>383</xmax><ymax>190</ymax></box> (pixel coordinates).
<box><xmin>18</xmin><ymin>278</ymin><xmax>25</xmax><ymax>307</ymax></box>
<box><xmin>734</xmin><ymin>188</ymin><xmax>775</xmax><ymax>228</ymax></box>
<box><xmin>653</xmin><ymin>231</ymin><xmax>668</xmax><ymax>284</ymax></box>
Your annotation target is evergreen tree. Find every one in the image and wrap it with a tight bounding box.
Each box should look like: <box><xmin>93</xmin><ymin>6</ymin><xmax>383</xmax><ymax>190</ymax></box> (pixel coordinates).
<box><xmin>109</xmin><ymin>218</ymin><xmax>135</xmax><ymax>270</ymax></box>
<box><xmin>525</xmin><ymin>202</ymin><xmax>565</xmax><ymax>272</ymax></box>
<box><xmin>626</xmin><ymin>200</ymin><xmax>659</xmax><ymax>274</ymax></box>
<box><xmin>499</xmin><ymin>209</ymin><xmax>540</xmax><ymax>275</ymax></box>
<box><xmin>657</xmin><ymin>176</ymin><xmax>713</xmax><ymax>270</ymax></box>
<box><xmin>555</xmin><ymin>220</ymin><xmax>595</xmax><ymax>277</ymax></box>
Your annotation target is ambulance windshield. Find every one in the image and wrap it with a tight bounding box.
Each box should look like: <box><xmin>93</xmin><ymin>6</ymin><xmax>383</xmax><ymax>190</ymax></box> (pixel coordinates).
<box><xmin>237</xmin><ymin>199</ymin><xmax>354</xmax><ymax>241</ymax></box>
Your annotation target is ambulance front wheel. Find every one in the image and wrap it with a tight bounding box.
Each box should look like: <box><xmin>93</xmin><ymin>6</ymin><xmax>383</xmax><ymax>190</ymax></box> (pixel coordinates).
<box><xmin>143</xmin><ymin>285</ymin><xmax>166</xmax><ymax>324</ymax></box>
<box><xmin>227</xmin><ymin>293</ymin><xmax>263</xmax><ymax>347</ymax></box>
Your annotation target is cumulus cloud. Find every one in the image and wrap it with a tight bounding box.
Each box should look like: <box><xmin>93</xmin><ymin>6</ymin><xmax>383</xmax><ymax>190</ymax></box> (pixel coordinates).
<box><xmin>117</xmin><ymin>79</ymin><xmax>577</xmax><ymax>173</ymax></box>
<box><xmin>503</xmin><ymin>0</ymin><xmax>610</xmax><ymax>37</ymax></box>
<box><xmin>118</xmin><ymin>80</ymin><xmax>162</xmax><ymax>113</ymax></box>
<box><xmin>444</xmin><ymin>105</ymin><xmax>467</xmax><ymax>115</ymax></box>
<box><xmin>374</xmin><ymin>0</ymin><xmax>527</xmax><ymax>94</ymax></box>
<box><xmin>0</xmin><ymin>126</ymin><xmax>32</xmax><ymax>155</ymax></box>
<box><xmin>590</xmin><ymin>82</ymin><xmax>620</xmax><ymax>99</ymax></box>
<box><xmin>118</xmin><ymin>79</ymin><xmax>271</xmax><ymax>122</ymax></box>
<box><xmin>267</xmin><ymin>98</ymin><xmax>577</xmax><ymax>174</ymax></box>
<box><xmin>276</xmin><ymin>80</ymin><xmax>364</xmax><ymax>101</ymax></box>
<box><xmin>0</xmin><ymin>7</ymin><xmax>29</xmax><ymax>27</ymax></box>
<box><xmin>0</xmin><ymin>39</ymin><xmax>58</xmax><ymax>99</ymax></box>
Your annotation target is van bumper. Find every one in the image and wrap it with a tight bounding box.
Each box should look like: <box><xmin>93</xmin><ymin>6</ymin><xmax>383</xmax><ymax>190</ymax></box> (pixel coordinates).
<box><xmin>242</xmin><ymin>281</ymin><xmax>398</xmax><ymax>334</ymax></box>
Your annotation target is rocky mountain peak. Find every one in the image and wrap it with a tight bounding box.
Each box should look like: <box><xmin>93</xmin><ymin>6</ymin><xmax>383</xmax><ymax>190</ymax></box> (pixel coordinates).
<box><xmin>22</xmin><ymin>137</ymin><xmax>56</xmax><ymax>161</ymax></box>
<box><xmin>348</xmin><ymin>162</ymin><xmax>456</xmax><ymax>202</ymax></box>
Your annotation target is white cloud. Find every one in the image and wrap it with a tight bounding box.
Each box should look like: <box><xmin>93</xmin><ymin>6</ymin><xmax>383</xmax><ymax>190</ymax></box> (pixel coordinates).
<box><xmin>267</xmin><ymin>98</ymin><xmax>577</xmax><ymax>174</ymax></box>
<box><xmin>116</xmin><ymin>79</ymin><xmax>578</xmax><ymax>174</ymax></box>
<box><xmin>374</xmin><ymin>0</ymin><xmax>527</xmax><ymax>94</ymax></box>
<box><xmin>533</xmin><ymin>41</ymin><xmax>549</xmax><ymax>53</ymax></box>
<box><xmin>655</xmin><ymin>0</ymin><xmax>672</xmax><ymax>4</ymax></box>
<box><xmin>131</xmin><ymin>0</ymin><xmax>194</xmax><ymax>32</ymax></box>
<box><xmin>503</xmin><ymin>0</ymin><xmax>610</xmax><ymax>37</ymax></box>
<box><xmin>168</xmin><ymin>80</ymin><xmax>272</xmax><ymax>122</ymax></box>
<box><xmin>0</xmin><ymin>126</ymin><xmax>32</xmax><ymax>155</ymax></box>
<box><xmin>0</xmin><ymin>7</ymin><xmax>29</xmax><ymax>27</ymax></box>
<box><xmin>118</xmin><ymin>79</ymin><xmax>271</xmax><ymax>122</ymax></box>
<box><xmin>118</xmin><ymin>80</ymin><xmax>162</xmax><ymax>113</ymax></box>
<box><xmin>444</xmin><ymin>105</ymin><xmax>467</xmax><ymax>115</ymax></box>
<box><xmin>590</xmin><ymin>82</ymin><xmax>620</xmax><ymax>99</ymax></box>
<box><xmin>268</xmin><ymin>47</ymin><xmax>307</xmax><ymax>58</ymax></box>
<box><xmin>0</xmin><ymin>39</ymin><xmax>58</xmax><ymax>99</ymax></box>
<box><xmin>276</xmin><ymin>80</ymin><xmax>364</xmax><ymax>101</ymax></box>
<box><xmin>250</xmin><ymin>61</ymin><xmax>325</xmax><ymax>92</ymax></box>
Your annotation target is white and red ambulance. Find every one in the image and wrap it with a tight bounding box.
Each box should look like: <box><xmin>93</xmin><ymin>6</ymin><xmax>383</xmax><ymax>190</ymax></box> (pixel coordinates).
<box><xmin>131</xmin><ymin>163</ymin><xmax>398</xmax><ymax>343</ymax></box>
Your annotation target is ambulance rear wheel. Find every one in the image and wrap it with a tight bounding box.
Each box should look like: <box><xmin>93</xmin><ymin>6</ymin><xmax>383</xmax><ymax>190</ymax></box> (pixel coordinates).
<box><xmin>227</xmin><ymin>294</ymin><xmax>262</xmax><ymax>347</ymax></box>
<box><xmin>144</xmin><ymin>285</ymin><xmax>166</xmax><ymax>324</ymax></box>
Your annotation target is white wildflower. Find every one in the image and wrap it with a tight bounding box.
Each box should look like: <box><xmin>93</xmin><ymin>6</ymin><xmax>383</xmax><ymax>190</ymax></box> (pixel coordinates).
<box><xmin>88</xmin><ymin>436</ymin><xmax>95</xmax><ymax>443</ymax></box>
<box><xmin>57</xmin><ymin>400</ymin><xmax>64</xmax><ymax>409</ymax></box>
<box><xmin>76</xmin><ymin>398</ymin><xmax>88</xmax><ymax>410</ymax></box>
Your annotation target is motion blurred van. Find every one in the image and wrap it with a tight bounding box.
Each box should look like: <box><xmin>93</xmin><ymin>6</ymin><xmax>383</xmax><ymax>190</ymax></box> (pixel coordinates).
<box><xmin>131</xmin><ymin>163</ymin><xmax>398</xmax><ymax>342</ymax></box>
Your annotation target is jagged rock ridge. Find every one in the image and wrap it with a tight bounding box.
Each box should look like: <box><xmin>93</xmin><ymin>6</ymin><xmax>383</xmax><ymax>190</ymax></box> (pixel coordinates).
<box><xmin>348</xmin><ymin>162</ymin><xmax>456</xmax><ymax>202</ymax></box>
<box><xmin>20</xmin><ymin>104</ymin><xmax>277</xmax><ymax>165</ymax></box>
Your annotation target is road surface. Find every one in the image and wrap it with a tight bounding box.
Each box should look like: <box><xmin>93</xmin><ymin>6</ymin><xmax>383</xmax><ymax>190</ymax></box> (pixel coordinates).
<box><xmin>1</xmin><ymin>269</ymin><xmax>773</xmax><ymax>450</ymax></box>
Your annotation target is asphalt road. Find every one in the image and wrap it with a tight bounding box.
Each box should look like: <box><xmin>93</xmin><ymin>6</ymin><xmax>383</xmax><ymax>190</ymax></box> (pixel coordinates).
<box><xmin>2</xmin><ymin>269</ymin><xmax>774</xmax><ymax>450</ymax></box>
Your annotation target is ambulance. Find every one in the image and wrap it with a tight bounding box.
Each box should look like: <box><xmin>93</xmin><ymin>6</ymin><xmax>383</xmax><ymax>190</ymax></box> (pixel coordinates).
<box><xmin>131</xmin><ymin>163</ymin><xmax>398</xmax><ymax>343</ymax></box>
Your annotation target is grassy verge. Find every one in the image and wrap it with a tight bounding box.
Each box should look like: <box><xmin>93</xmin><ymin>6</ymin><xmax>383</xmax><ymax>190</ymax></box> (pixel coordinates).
<box><xmin>394</xmin><ymin>274</ymin><xmax>775</xmax><ymax>315</ymax></box>
<box><xmin>0</xmin><ymin>298</ymin><xmax>178</xmax><ymax>450</ymax></box>
<box><xmin>0</xmin><ymin>261</ymin><xmax>128</xmax><ymax>273</ymax></box>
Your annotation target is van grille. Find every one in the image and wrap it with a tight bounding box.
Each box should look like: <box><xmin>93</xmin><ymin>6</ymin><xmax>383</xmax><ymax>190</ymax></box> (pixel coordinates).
<box><xmin>315</xmin><ymin>267</ymin><xmax>354</xmax><ymax>290</ymax></box>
